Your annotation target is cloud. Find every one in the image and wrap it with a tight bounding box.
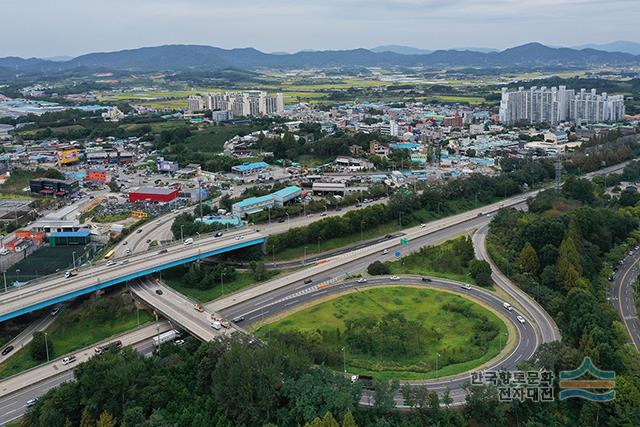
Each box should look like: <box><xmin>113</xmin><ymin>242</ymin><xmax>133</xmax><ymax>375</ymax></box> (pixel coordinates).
<box><xmin>0</xmin><ymin>0</ymin><xmax>637</xmax><ymax>57</ymax></box>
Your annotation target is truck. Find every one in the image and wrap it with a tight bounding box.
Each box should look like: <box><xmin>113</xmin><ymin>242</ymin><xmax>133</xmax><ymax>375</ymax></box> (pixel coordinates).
<box><xmin>153</xmin><ymin>329</ymin><xmax>180</xmax><ymax>346</ymax></box>
<box><xmin>210</xmin><ymin>321</ymin><xmax>222</xmax><ymax>330</ymax></box>
<box><xmin>64</xmin><ymin>269</ymin><xmax>78</xmax><ymax>278</ymax></box>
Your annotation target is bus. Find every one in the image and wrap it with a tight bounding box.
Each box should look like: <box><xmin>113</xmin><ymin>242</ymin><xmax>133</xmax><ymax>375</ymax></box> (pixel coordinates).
<box><xmin>104</xmin><ymin>249</ymin><xmax>115</xmax><ymax>260</ymax></box>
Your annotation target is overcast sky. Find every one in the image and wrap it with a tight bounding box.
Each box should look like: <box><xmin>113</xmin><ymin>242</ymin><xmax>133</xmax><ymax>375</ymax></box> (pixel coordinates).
<box><xmin>1</xmin><ymin>0</ymin><xmax>638</xmax><ymax>58</ymax></box>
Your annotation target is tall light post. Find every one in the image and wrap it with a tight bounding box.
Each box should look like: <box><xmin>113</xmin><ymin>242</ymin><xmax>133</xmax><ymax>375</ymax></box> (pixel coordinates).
<box><xmin>317</xmin><ymin>236</ymin><xmax>321</xmax><ymax>252</ymax></box>
<box><xmin>72</xmin><ymin>251</ymin><xmax>76</xmax><ymax>269</ymax></box>
<box><xmin>16</xmin><ymin>269</ymin><xmax>20</xmax><ymax>285</ymax></box>
<box><xmin>342</xmin><ymin>347</ymin><xmax>347</xmax><ymax>375</ymax></box>
<box><xmin>3</xmin><ymin>270</ymin><xmax>7</xmax><ymax>293</ymax></box>
<box><xmin>220</xmin><ymin>270</ymin><xmax>224</xmax><ymax>297</ymax></box>
<box><xmin>44</xmin><ymin>332</ymin><xmax>50</xmax><ymax>362</ymax></box>
<box><xmin>360</xmin><ymin>220</ymin><xmax>364</xmax><ymax>241</ymax></box>
<box><xmin>285</xmin><ymin>212</ymin><xmax>290</xmax><ymax>229</ymax></box>
<box><xmin>304</xmin><ymin>246</ymin><xmax>308</xmax><ymax>264</ymax></box>
<box><xmin>435</xmin><ymin>352</ymin><xmax>440</xmax><ymax>379</ymax></box>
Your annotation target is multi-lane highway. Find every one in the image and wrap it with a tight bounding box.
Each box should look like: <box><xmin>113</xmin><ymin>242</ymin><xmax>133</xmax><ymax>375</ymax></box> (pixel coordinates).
<box><xmin>611</xmin><ymin>250</ymin><xmax>640</xmax><ymax>349</ymax></box>
<box><xmin>0</xmin><ymin>228</ymin><xmax>265</xmax><ymax>322</ymax></box>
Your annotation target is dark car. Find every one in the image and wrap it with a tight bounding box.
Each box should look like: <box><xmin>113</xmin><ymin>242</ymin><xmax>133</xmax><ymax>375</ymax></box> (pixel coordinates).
<box><xmin>155</xmin><ymin>289</ymin><xmax>163</xmax><ymax>295</ymax></box>
<box><xmin>278</xmin><ymin>218</ymin><xmax>286</xmax><ymax>223</ymax></box>
<box><xmin>304</xmin><ymin>278</ymin><xmax>313</xmax><ymax>284</ymax></box>
<box><xmin>158</xmin><ymin>248</ymin><xmax>168</xmax><ymax>254</ymax></box>
<box><xmin>215</xmin><ymin>231</ymin><xmax>223</xmax><ymax>237</ymax></box>
<box><xmin>421</xmin><ymin>277</ymin><xmax>432</xmax><ymax>282</ymax></box>
<box><xmin>232</xmin><ymin>316</ymin><xmax>245</xmax><ymax>323</ymax></box>
<box><xmin>1</xmin><ymin>345</ymin><xmax>14</xmax><ymax>356</ymax></box>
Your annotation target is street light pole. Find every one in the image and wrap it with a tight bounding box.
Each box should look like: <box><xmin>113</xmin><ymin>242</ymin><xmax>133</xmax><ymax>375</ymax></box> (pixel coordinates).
<box><xmin>3</xmin><ymin>271</ymin><xmax>6</xmax><ymax>292</ymax></box>
<box><xmin>435</xmin><ymin>352</ymin><xmax>440</xmax><ymax>379</ymax></box>
<box><xmin>304</xmin><ymin>246</ymin><xmax>307</xmax><ymax>264</ymax></box>
<box><xmin>44</xmin><ymin>332</ymin><xmax>50</xmax><ymax>362</ymax></box>
<box><xmin>72</xmin><ymin>251</ymin><xmax>76</xmax><ymax>269</ymax></box>
<box><xmin>286</xmin><ymin>212</ymin><xmax>290</xmax><ymax>229</ymax></box>
<box><xmin>342</xmin><ymin>347</ymin><xmax>346</xmax><ymax>375</ymax></box>
<box><xmin>180</xmin><ymin>225</ymin><xmax>184</xmax><ymax>242</ymax></box>
<box><xmin>360</xmin><ymin>220</ymin><xmax>364</xmax><ymax>241</ymax></box>
<box><xmin>221</xmin><ymin>270</ymin><xmax>224</xmax><ymax>297</ymax></box>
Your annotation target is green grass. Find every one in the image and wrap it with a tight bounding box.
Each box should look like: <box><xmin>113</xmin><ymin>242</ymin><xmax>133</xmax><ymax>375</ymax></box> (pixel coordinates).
<box><xmin>163</xmin><ymin>269</ymin><xmax>279</xmax><ymax>303</ymax></box>
<box><xmin>0</xmin><ymin>292</ymin><xmax>153</xmax><ymax>379</ymax></box>
<box><xmin>256</xmin><ymin>286</ymin><xmax>508</xmax><ymax>380</ymax></box>
<box><xmin>386</xmin><ymin>236</ymin><xmax>476</xmax><ymax>284</ymax></box>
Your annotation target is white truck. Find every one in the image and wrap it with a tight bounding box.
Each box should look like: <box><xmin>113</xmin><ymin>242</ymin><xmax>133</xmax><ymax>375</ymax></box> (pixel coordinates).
<box><xmin>153</xmin><ymin>329</ymin><xmax>180</xmax><ymax>346</ymax></box>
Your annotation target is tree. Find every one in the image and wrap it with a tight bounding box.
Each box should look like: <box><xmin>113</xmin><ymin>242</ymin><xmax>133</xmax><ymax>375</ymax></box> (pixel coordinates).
<box><xmin>468</xmin><ymin>259</ymin><xmax>492</xmax><ymax>287</ymax></box>
<box><xmin>342</xmin><ymin>411</ymin><xmax>357</xmax><ymax>427</ymax></box>
<box><xmin>372</xmin><ymin>379</ymin><xmax>399</xmax><ymax>414</ymax></box>
<box><xmin>31</xmin><ymin>332</ymin><xmax>51</xmax><ymax>362</ymax></box>
<box><xmin>96</xmin><ymin>411</ymin><xmax>117</xmax><ymax>427</ymax></box>
<box><xmin>367</xmin><ymin>261</ymin><xmax>390</xmax><ymax>276</ymax></box>
<box><xmin>517</xmin><ymin>242</ymin><xmax>540</xmax><ymax>275</ymax></box>
<box><xmin>79</xmin><ymin>409</ymin><xmax>95</xmax><ymax>427</ymax></box>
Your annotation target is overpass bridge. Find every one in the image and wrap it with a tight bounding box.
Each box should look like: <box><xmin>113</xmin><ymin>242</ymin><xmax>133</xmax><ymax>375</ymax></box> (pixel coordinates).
<box><xmin>0</xmin><ymin>229</ymin><xmax>265</xmax><ymax>322</ymax></box>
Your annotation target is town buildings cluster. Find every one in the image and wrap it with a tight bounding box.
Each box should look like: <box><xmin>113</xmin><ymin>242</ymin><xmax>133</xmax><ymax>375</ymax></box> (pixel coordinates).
<box><xmin>188</xmin><ymin>91</ymin><xmax>285</xmax><ymax>118</ymax></box>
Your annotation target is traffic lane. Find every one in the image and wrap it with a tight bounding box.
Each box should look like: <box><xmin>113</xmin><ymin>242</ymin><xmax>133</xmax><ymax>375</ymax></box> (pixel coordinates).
<box><xmin>0</xmin><ymin>339</ymin><xmax>156</xmax><ymax>426</ymax></box>
<box><xmin>221</xmin><ymin>215</ymin><xmax>495</xmax><ymax>319</ymax></box>
<box><xmin>0</xmin><ymin>313</ymin><xmax>59</xmax><ymax>364</ymax></box>
<box><xmin>473</xmin><ymin>225</ymin><xmax>558</xmax><ymax>344</ymax></box>
<box><xmin>228</xmin><ymin>277</ymin><xmax>536</xmax><ymax>396</ymax></box>
<box><xmin>612</xmin><ymin>250</ymin><xmax>640</xmax><ymax>349</ymax></box>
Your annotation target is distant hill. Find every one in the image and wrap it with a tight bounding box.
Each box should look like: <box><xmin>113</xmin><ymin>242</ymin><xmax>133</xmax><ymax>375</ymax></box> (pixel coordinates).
<box><xmin>370</xmin><ymin>45</ymin><xmax>433</xmax><ymax>55</ymax></box>
<box><xmin>1</xmin><ymin>42</ymin><xmax>639</xmax><ymax>73</ymax></box>
<box><xmin>573</xmin><ymin>41</ymin><xmax>640</xmax><ymax>55</ymax></box>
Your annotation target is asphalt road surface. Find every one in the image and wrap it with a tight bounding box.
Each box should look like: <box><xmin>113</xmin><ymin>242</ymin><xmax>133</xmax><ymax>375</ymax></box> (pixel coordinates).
<box><xmin>611</xmin><ymin>249</ymin><xmax>640</xmax><ymax>349</ymax></box>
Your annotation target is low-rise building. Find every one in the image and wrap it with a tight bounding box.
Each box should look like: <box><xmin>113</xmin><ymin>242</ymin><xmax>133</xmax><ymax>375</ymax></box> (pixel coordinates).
<box><xmin>231</xmin><ymin>161</ymin><xmax>269</xmax><ymax>176</ymax></box>
<box><xmin>129</xmin><ymin>186</ymin><xmax>180</xmax><ymax>203</ymax></box>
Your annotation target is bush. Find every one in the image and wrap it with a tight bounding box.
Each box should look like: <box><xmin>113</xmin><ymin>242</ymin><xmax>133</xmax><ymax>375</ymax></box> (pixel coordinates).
<box><xmin>367</xmin><ymin>261</ymin><xmax>390</xmax><ymax>275</ymax></box>
<box><xmin>469</xmin><ymin>259</ymin><xmax>492</xmax><ymax>287</ymax></box>
<box><xmin>31</xmin><ymin>332</ymin><xmax>52</xmax><ymax>361</ymax></box>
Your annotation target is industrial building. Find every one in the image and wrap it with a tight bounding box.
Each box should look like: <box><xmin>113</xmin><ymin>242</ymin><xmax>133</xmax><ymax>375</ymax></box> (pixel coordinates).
<box><xmin>30</xmin><ymin>178</ymin><xmax>79</xmax><ymax>197</ymax></box>
<box><xmin>128</xmin><ymin>187</ymin><xmax>180</xmax><ymax>203</ymax></box>
<box><xmin>312</xmin><ymin>182</ymin><xmax>346</xmax><ymax>195</ymax></box>
<box><xmin>232</xmin><ymin>186</ymin><xmax>301</xmax><ymax>217</ymax></box>
<box><xmin>48</xmin><ymin>231</ymin><xmax>91</xmax><ymax>246</ymax></box>
<box><xmin>231</xmin><ymin>161</ymin><xmax>269</xmax><ymax>176</ymax></box>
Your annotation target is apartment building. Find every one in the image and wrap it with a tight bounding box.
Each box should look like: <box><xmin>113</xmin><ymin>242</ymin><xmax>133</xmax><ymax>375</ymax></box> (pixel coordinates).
<box><xmin>206</xmin><ymin>91</ymin><xmax>284</xmax><ymax>117</ymax></box>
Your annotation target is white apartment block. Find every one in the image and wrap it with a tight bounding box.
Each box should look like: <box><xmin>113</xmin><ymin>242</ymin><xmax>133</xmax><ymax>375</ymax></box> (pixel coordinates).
<box><xmin>187</xmin><ymin>95</ymin><xmax>204</xmax><ymax>113</ymax></box>
<box><xmin>499</xmin><ymin>86</ymin><xmax>625</xmax><ymax>125</ymax></box>
<box><xmin>206</xmin><ymin>91</ymin><xmax>284</xmax><ymax>117</ymax></box>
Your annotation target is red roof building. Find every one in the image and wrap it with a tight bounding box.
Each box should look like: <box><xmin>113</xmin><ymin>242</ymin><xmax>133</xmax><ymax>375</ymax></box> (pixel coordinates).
<box><xmin>128</xmin><ymin>186</ymin><xmax>180</xmax><ymax>203</ymax></box>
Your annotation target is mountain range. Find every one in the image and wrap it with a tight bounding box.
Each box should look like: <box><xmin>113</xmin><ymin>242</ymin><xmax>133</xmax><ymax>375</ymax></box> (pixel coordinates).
<box><xmin>572</xmin><ymin>41</ymin><xmax>640</xmax><ymax>55</ymax></box>
<box><xmin>1</xmin><ymin>42</ymin><xmax>639</xmax><ymax>74</ymax></box>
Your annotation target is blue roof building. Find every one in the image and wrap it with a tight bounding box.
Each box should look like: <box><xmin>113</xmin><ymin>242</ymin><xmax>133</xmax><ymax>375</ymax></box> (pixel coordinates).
<box><xmin>231</xmin><ymin>162</ymin><xmax>269</xmax><ymax>175</ymax></box>
<box><xmin>232</xmin><ymin>186</ymin><xmax>302</xmax><ymax>217</ymax></box>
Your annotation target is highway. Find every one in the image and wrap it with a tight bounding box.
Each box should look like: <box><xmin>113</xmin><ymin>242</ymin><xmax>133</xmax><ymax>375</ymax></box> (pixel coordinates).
<box><xmin>131</xmin><ymin>280</ymin><xmax>232</xmax><ymax>341</ymax></box>
<box><xmin>0</xmin><ymin>321</ymin><xmax>171</xmax><ymax>425</ymax></box>
<box><xmin>0</xmin><ymin>228</ymin><xmax>265</xmax><ymax>322</ymax></box>
<box><xmin>611</xmin><ymin>250</ymin><xmax>640</xmax><ymax>349</ymax></box>
<box><xmin>0</xmin><ymin>311</ymin><xmax>61</xmax><ymax>365</ymax></box>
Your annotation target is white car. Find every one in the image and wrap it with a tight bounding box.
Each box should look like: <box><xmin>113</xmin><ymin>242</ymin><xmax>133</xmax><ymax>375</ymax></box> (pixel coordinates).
<box><xmin>420</xmin><ymin>224</ymin><xmax>426</xmax><ymax>228</ymax></box>
<box><xmin>382</xmin><ymin>249</ymin><xmax>389</xmax><ymax>255</ymax></box>
<box><xmin>183</xmin><ymin>238</ymin><xmax>194</xmax><ymax>245</ymax></box>
<box><xmin>516</xmin><ymin>315</ymin><xmax>526</xmax><ymax>324</ymax></box>
<box><xmin>175</xmin><ymin>339</ymin><xmax>185</xmax><ymax>346</ymax></box>
<box><xmin>61</xmin><ymin>355</ymin><xmax>76</xmax><ymax>365</ymax></box>
<box><xmin>503</xmin><ymin>302</ymin><xmax>513</xmax><ymax>311</ymax></box>
<box><xmin>125</xmin><ymin>249</ymin><xmax>132</xmax><ymax>254</ymax></box>
<box><xmin>389</xmin><ymin>275</ymin><xmax>400</xmax><ymax>281</ymax></box>
<box><xmin>357</xmin><ymin>278</ymin><xmax>367</xmax><ymax>283</ymax></box>
<box><xmin>460</xmin><ymin>283</ymin><xmax>471</xmax><ymax>290</ymax></box>
<box><xmin>25</xmin><ymin>398</ymin><xmax>38</xmax><ymax>407</ymax></box>
<box><xmin>106</xmin><ymin>260</ymin><xmax>115</xmax><ymax>266</ymax></box>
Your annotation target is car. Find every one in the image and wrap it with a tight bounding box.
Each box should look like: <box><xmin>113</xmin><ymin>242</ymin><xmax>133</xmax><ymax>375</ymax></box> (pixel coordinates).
<box><xmin>158</xmin><ymin>248</ymin><xmax>168</xmax><ymax>254</ymax></box>
<box><xmin>175</xmin><ymin>339</ymin><xmax>185</xmax><ymax>346</ymax></box>
<box><xmin>106</xmin><ymin>260</ymin><xmax>115</xmax><ymax>266</ymax></box>
<box><xmin>1</xmin><ymin>345</ymin><xmax>14</xmax><ymax>356</ymax></box>
<box><xmin>136</xmin><ymin>229</ymin><xmax>143</xmax><ymax>234</ymax></box>
<box><xmin>232</xmin><ymin>316</ymin><xmax>245</xmax><ymax>323</ymax></box>
<box><xmin>278</xmin><ymin>218</ymin><xmax>286</xmax><ymax>223</ymax></box>
<box><xmin>516</xmin><ymin>315</ymin><xmax>526</xmax><ymax>324</ymax></box>
<box><xmin>183</xmin><ymin>238</ymin><xmax>194</xmax><ymax>245</ymax></box>
<box><xmin>382</xmin><ymin>249</ymin><xmax>389</xmax><ymax>255</ymax></box>
<box><xmin>503</xmin><ymin>302</ymin><xmax>513</xmax><ymax>311</ymax></box>
<box><xmin>25</xmin><ymin>398</ymin><xmax>38</xmax><ymax>407</ymax></box>
<box><xmin>389</xmin><ymin>275</ymin><xmax>400</xmax><ymax>281</ymax></box>
<box><xmin>320</xmin><ymin>212</ymin><xmax>327</xmax><ymax>217</ymax></box>
<box><xmin>61</xmin><ymin>355</ymin><xmax>76</xmax><ymax>365</ymax></box>
<box><xmin>0</xmin><ymin>248</ymin><xmax>10</xmax><ymax>256</ymax></box>
<box><xmin>125</xmin><ymin>249</ymin><xmax>132</xmax><ymax>254</ymax></box>
<box><xmin>477</xmin><ymin>212</ymin><xmax>484</xmax><ymax>217</ymax></box>
<box><xmin>210</xmin><ymin>321</ymin><xmax>222</xmax><ymax>330</ymax></box>
<box><xmin>215</xmin><ymin>231</ymin><xmax>223</xmax><ymax>237</ymax></box>
<box><xmin>146</xmin><ymin>239</ymin><xmax>151</xmax><ymax>243</ymax></box>
<box><xmin>421</xmin><ymin>277</ymin><xmax>432</xmax><ymax>283</ymax></box>
<box><xmin>50</xmin><ymin>306</ymin><xmax>60</xmax><ymax>316</ymax></box>
<box><xmin>385</xmin><ymin>234</ymin><xmax>392</xmax><ymax>239</ymax></box>
<box><xmin>122</xmin><ymin>241</ymin><xmax>128</xmax><ymax>245</ymax></box>
<box><xmin>303</xmin><ymin>278</ymin><xmax>313</xmax><ymax>284</ymax></box>
<box><xmin>420</xmin><ymin>224</ymin><xmax>426</xmax><ymax>228</ymax></box>
<box><xmin>194</xmin><ymin>304</ymin><xmax>204</xmax><ymax>312</ymax></box>
<box><xmin>336</xmin><ymin>208</ymin><xmax>342</xmax><ymax>211</ymax></box>
<box><xmin>357</xmin><ymin>278</ymin><xmax>367</xmax><ymax>283</ymax></box>
<box><xmin>156</xmin><ymin>220</ymin><xmax>161</xmax><ymax>224</ymax></box>
<box><xmin>155</xmin><ymin>289</ymin><xmax>163</xmax><ymax>295</ymax></box>
<box><xmin>461</xmin><ymin>283</ymin><xmax>472</xmax><ymax>290</ymax></box>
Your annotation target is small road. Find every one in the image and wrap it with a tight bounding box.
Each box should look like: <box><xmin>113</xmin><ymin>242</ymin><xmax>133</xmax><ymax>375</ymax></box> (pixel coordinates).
<box><xmin>0</xmin><ymin>309</ymin><xmax>63</xmax><ymax>365</ymax></box>
<box><xmin>611</xmin><ymin>250</ymin><xmax>640</xmax><ymax>349</ymax></box>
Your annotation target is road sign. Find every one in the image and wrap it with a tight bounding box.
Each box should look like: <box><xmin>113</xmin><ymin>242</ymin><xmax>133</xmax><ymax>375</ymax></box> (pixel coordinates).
<box><xmin>395</xmin><ymin>251</ymin><xmax>401</xmax><ymax>257</ymax></box>
<box><xmin>400</xmin><ymin>238</ymin><xmax>409</xmax><ymax>246</ymax></box>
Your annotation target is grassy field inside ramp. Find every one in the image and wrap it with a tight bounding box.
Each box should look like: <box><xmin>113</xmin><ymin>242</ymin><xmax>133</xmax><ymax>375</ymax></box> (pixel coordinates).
<box><xmin>255</xmin><ymin>286</ymin><xmax>508</xmax><ymax>380</ymax></box>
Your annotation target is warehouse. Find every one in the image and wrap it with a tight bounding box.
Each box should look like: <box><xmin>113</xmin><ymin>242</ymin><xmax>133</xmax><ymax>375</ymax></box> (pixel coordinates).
<box><xmin>232</xmin><ymin>186</ymin><xmax>301</xmax><ymax>217</ymax></box>
<box><xmin>129</xmin><ymin>186</ymin><xmax>180</xmax><ymax>203</ymax></box>
<box><xmin>312</xmin><ymin>182</ymin><xmax>346</xmax><ymax>195</ymax></box>
<box><xmin>271</xmin><ymin>186</ymin><xmax>302</xmax><ymax>206</ymax></box>
<box><xmin>30</xmin><ymin>178</ymin><xmax>79</xmax><ymax>197</ymax></box>
<box><xmin>231</xmin><ymin>161</ymin><xmax>269</xmax><ymax>176</ymax></box>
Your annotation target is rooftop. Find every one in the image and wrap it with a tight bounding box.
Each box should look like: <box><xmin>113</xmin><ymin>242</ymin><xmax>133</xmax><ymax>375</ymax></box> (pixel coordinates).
<box><xmin>232</xmin><ymin>161</ymin><xmax>269</xmax><ymax>172</ymax></box>
<box><xmin>131</xmin><ymin>186</ymin><xmax>179</xmax><ymax>195</ymax></box>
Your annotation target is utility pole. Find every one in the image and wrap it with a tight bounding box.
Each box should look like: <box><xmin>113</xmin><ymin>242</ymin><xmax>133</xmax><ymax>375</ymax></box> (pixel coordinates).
<box><xmin>555</xmin><ymin>155</ymin><xmax>562</xmax><ymax>192</ymax></box>
<box><xmin>44</xmin><ymin>332</ymin><xmax>50</xmax><ymax>362</ymax></box>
